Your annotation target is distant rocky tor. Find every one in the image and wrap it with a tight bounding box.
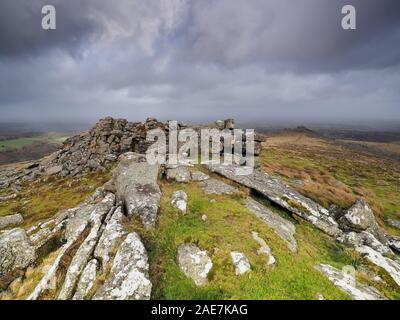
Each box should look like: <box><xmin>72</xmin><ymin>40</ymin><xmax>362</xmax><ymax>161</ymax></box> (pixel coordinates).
<box><xmin>0</xmin><ymin>117</ymin><xmax>400</xmax><ymax>300</ymax></box>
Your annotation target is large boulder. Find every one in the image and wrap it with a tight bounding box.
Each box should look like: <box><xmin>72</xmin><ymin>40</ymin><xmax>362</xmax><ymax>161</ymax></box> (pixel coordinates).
<box><xmin>177</xmin><ymin>243</ymin><xmax>213</xmax><ymax>286</ymax></box>
<box><xmin>113</xmin><ymin>153</ymin><xmax>161</xmax><ymax>227</ymax></box>
<box><xmin>93</xmin><ymin>232</ymin><xmax>152</xmax><ymax>300</ymax></box>
<box><xmin>0</xmin><ymin>228</ymin><xmax>36</xmax><ymax>289</ymax></box>
<box><xmin>338</xmin><ymin>199</ymin><xmax>379</xmax><ymax>232</ymax></box>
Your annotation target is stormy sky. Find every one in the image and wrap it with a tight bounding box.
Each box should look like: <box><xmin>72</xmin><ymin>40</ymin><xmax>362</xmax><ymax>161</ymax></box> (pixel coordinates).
<box><xmin>0</xmin><ymin>0</ymin><xmax>400</xmax><ymax>125</ymax></box>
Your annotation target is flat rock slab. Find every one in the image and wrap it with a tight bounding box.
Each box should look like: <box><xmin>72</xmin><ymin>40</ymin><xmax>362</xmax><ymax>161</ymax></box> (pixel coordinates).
<box><xmin>317</xmin><ymin>264</ymin><xmax>386</xmax><ymax>300</ymax></box>
<box><xmin>207</xmin><ymin>164</ymin><xmax>341</xmax><ymax>237</ymax></box>
<box><xmin>356</xmin><ymin>245</ymin><xmax>400</xmax><ymax>287</ymax></box>
<box><xmin>93</xmin><ymin>232</ymin><xmax>152</xmax><ymax>300</ymax></box>
<box><xmin>191</xmin><ymin>172</ymin><xmax>210</xmax><ymax>182</ymax></box>
<box><xmin>0</xmin><ymin>214</ymin><xmax>24</xmax><ymax>230</ymax></box>
<box><xmin>28</xmin><ymin>193</ymin><xmax>115</xmax><ymax>300</ymax></box>
<box><xmin>114</xmin><ymin>152</ymin><xmax>161</xmax><ymax>227</ymax></box>
<box><xmin>231</xmin><ymin>252</ymin><xmax>251</xmax><ymax>275</ymax></box>
<box><xmin>57</xmin><ymin>194</ymin><xmax>115</xmax><ymax>300</ymax></box>
<box><xmin>94</xmin><ymin>206</ymin><xmax>127</xmax><ymax>271</ymax></box>
<box><xmin>177</xmin><ymin>243</ymin><xmax>213</xmax><ymax>286</ymax></box>
<box><xmin>73</xmin><ymin>259</ymin><xmax>98</xmax><ymax>300</ymax></box>
<box><xmin>246</xmin><ymin>198</ymin><xmax>297</xmax><ymax>253</ymax></box>
<box><xmin>200</xmin><ymin>178</ymin><xmax>239</xmax><ymax>195</ymax></box>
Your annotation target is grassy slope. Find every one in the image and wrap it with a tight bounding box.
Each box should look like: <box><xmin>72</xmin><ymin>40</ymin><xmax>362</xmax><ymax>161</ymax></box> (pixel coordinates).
<box><xmin>260</xmin><ymin>134</ymin><xmax>400</xmax><ymax>236</ymax></box>
<box><xmin>128</xmin><ymin>177</ymin><xmax>390</xmax><ymax>300</ymax></box>
<box><xmin>0</xmin><ymin>171</ymin><xmax>111</xmax><ymax>228</ymax></box>
<box><xmin>2</xmin><ymin>157</ymin><xmax>399</xmax><ymax>299</ymax></box>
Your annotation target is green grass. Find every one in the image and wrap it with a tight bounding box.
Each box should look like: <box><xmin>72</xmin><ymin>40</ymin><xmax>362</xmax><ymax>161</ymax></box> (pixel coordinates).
<box><xmin>0</xmin><ymin>134</ymin><xmax>69</xmax><ymax>152</ymax></box>
<box><xmin>127</xmin><ymin>181</ymin><xmax>386</xmax><ymax>300</ymax></box>
<box><xmin>0</xmin><ymin>171</ymin><xmax>112</xmax><ymax>227</ymax></box>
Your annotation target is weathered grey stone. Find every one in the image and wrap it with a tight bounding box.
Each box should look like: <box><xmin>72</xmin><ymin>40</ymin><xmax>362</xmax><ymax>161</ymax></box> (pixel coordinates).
<box><xmin>337</xmin><ymin>231</ymin><xmax>392</xmax><ymax>255</ymax></box>
<box><xmin>171</xmin><ymin>191</ymin><xmax>188</xmax><ymax>214</ymax></box>
<box><xmin>387</xmin><ymin>236</ymin><xmax>400</xmax><ymax>254</ymax></box>
<box><xmin>58</xmin><ymin>194</ymin><xmax>115</xmax><ymax>300</ymax></box>
<box><xmin>72</xmin><ymin>259</ymin><xmax>98</xmax><ymax>300</ymax></box>
<box><xmin>29</xmin><ymin>222</ymin><xmax>63</xmax><ymax>259</ymax></box>
<box><xmin>191</xmin><ymin>171</ymin><xmax>210</xmax><ymax>182</ymax></box>
<box><xmin>246</xmin><ymin>198</ymin><xmax>297</xmax><ymax>252</ymax></box>
<box><xmin>28</xmin><ymin>193</ymin><xmax>115</xmax><ymax>300</ymax></box>
<box><xmin>338</xmin><ymin>200</ymin><xmax>380</xmax><ymax>234</ymax></box>
<box><xmin>317</xmin><ymin>264</ymin><xmax>386</xmax><ymax>300</ymax></box>
<box><xmin>0</xmin><ymin>228</ymin><xmax>36</xmax><ymax>290</ymax></box>
<box><xmin>230</xmin><ymin>252</ymin><xmax>251</xmax><ymax>275</ymax></box>
<box><xmin>45</xmin><ymin>165</ymin><xmax>63</xmax><ymax>176</ymax></box>
<box><xmin>177</xmin><ymin>243</ymin><xmax>213</xmax><ymax>286</ymax></box>
<box><xmin>356</xmin><ymin>245</ymin><xmax>400</xmax><ymax>286</ymax></box>
<box><xmin>252</xmin><ymin>231</ymin><xmax>276</xmax><ymax>266</ymax></box>
<box><xmin>114</xmin><ymin>152</ymin><xmax>161</xmax><ymax>227</ymax></box>
<box><xmin>94</xmin><ymin>206</ymin><xmax>127</xmax><ymax>271</ymax></box>
<box><xmin>0</xmin><ymin>193</ymin><xmax>17</xmax><ymax>202</ymax></box>
<box><xmin>166</xmin><ymin>166</ymin><xmax>191</xmax><ymax>183</ymax></box>
<box><xmin>207</xmin><ymin>164</ymin><xmax>341</xmax><ymax>237</ymax></box>
<box><xmin>93</xmin><ymin>232</ymin><xmax>152</xmax><ymax>300</ymax></box>
<box><xmin>200</xmin><ymin>178</ymin><xmax>239</xmax><ymax>195</ymax></box>
<box><xmin>0</xmin><ymin>214</ymin><xmax>24</xmax><ymax>230</ymax></box>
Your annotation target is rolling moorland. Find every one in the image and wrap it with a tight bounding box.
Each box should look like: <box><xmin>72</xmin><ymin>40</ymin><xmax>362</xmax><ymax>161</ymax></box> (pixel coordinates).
<box><xmin>0</xmin><ymin>118</ymin><xmax>399</xmax><ymax>300</ymax></box>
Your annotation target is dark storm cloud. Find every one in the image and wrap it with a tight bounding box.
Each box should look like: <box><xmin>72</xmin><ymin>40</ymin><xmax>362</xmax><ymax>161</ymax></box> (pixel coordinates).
<box><xmin>0</xmin><ymin>0</ymin><xmax>399</xmax><ymax>123</ymax></box>
<box><xmin>179</xmin><ymin>0</ymin><xmax>400</xmax><ymax>72</ymax></box>
<box><xmin>0</xmin><ymin>0</ymin><xmax>100</xmax><ymax>58</ymax></box>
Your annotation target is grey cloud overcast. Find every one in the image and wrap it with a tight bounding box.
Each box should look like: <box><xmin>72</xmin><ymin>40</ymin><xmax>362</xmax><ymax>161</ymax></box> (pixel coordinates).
<box><xmin>0</xmin><ymin>0</ymin><xmax>399</xmax><ymax>124</ymax></box>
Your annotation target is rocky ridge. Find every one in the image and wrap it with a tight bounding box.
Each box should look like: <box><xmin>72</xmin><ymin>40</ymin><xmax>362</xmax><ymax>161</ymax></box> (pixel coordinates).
<box><xmin>0</xmin><ymin>117</ymin><xmax>399</xmax><ymax>300</ymax></box>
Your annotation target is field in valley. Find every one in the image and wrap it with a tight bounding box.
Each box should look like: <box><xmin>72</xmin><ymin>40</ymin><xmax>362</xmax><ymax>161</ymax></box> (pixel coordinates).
<box><xmin>0</xmin><ymin>132</ymin><xmax>69</xmax><ymax>165</ymax></box>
